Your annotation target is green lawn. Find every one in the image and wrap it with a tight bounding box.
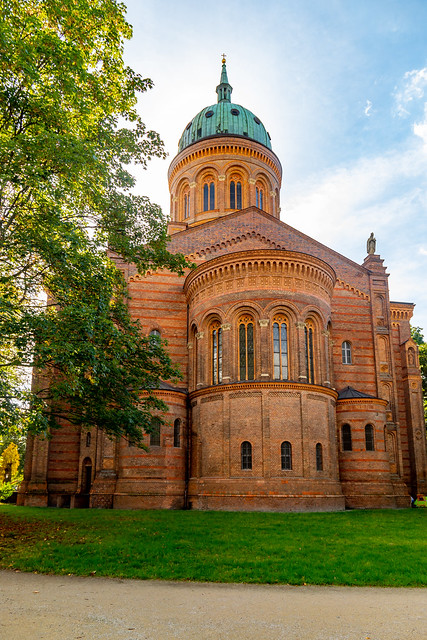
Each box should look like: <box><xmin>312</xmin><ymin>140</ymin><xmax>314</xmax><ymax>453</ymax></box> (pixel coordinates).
<box><xmin>0</xmin><ymin>505</ymin><xmax>426</xmax><ymax>586</ymax></box>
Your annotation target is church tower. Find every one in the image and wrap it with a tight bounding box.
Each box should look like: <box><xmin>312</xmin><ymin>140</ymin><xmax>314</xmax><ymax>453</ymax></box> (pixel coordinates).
<box><xmin>168</xmin><ymin>58</ymin><xmax>282</xmax><ymax>233</ymax></box>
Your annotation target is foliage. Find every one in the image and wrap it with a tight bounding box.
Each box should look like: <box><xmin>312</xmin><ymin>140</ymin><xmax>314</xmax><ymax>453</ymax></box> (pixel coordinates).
<box><xmin>0</xmin><ymin>506</ymin><xmax>426</xmax><ymax>586</ymax></box>
<box><xmin>0</xmin><ymin>0</ymin><xmax>188</xmax><ymax>444</ymax></box>
<box><xmin>0</xmin><ymin>443</ymin><xmax>22</xmax><ymax>500</ymax></box>
<box><xmin>0</xmin><ymin>442</ymin><xmax>20</xmax><ymax>480</ymax></box>
<box><xmin>411</xmin><ymin>327</ymin><xmax>427</xmax><ymax>420</ymax></box>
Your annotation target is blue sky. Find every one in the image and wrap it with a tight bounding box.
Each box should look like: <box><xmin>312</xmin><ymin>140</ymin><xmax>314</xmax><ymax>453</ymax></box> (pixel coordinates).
<box><xmin>123</xmin><ymin>0</ymin><xmax>427</xmax><ymax>333</ymax></box>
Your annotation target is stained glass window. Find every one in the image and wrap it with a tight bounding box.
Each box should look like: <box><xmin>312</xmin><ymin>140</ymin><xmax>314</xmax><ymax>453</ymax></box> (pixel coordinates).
<box><xmin>273</xmin><ymin>316</ymin><xmax>288</xmax><ymax>380</ymax></box>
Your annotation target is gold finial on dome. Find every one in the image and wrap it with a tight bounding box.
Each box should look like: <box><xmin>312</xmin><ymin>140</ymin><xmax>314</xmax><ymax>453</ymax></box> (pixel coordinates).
<box><xmin>221</xmin><ymin>53</ymin><xmax>226</xmax><ymax>64</ymax></box>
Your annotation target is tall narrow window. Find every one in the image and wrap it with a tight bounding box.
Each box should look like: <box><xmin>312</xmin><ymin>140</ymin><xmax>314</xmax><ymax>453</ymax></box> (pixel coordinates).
<box><xmin>256</xmin><ymin>186</ymin><xmax>264</xmax><ymax>210</ymax></box>
<box><xmin>365</xmin><ymin>424</ymin><xmax>375</xmax><ymax>451</ymax></box>
<box><xmin>230</xmin><ymin>180</ymin><xmax>242</xmax><ymax>209</ymax></box>
<box><xmin>86</xmin><ymin>432</ymin><xmax>91</xmax><ymax>447</ymax></box>
<box><xmin>239</xmin><ymin>315</ymin><xmax>254</xmax><ymax>381</ymax></box>
<box><xmin>173</xmin><ymin>419</ymin><xmax>181</xmax><ymax>448</ymax></box>
<box><xmin>241</xmin><ymin>441</ymin><xmax>252</xmax><ymax>470</ymax></box>
<box><xmin>203</xmin><ymin>183</ymin><xmax>209</xmax><ymax>211</ymax></box>
<box><xmin>150</xmin><ymin>416</ymin><xmax>161</xmax><ymax>447</ymax></box>
<box><xmin>184</xmin><ymin>193</ymin><xmax>190</xmax><ymax>219</ymax></box>
<box><xmin>273</xmin><ymin>315</ymin><xmax>289</xmax><ymax>380</ymax></box>
<box><xmin>211</xmin><ymin>322</ymin><xmax>223</xmax><ymax>385</ymax></box>
<box><xmin>210</xmin><ymin>182</ymin><xmax>215</xmax><ymax>209</ymax></box>
<box><xmin>342</xmin><ymin>424</ymin><xmax>352</xmax><ymax>451</ymax></box>
<box><xmin>230</xmin><ymin>181</ymin><xmax>235</xmax><ymax>209</ymax></box>
<box><xmin>305</xmin><ymin>322</ymin><xmax>315</xmax><ymax>384</ymax></box>
<box><xmin>316</xmin><ymin>443</ymin><xmax>323</xmax><ymax>471</ymax></box>
<box><xmin>236</xmin><ymin>181</ymin><xmax>242</xmax><ymax>209</ymax></box>
<box><xmin>342</xmin><ymin>341</ymin><xmax>352</xmax><ymax>364</ymax></box>
<box><xmin>281</xmin><ymin>441</ymin><xmax>292</xmax><ymax>470</ymax></box>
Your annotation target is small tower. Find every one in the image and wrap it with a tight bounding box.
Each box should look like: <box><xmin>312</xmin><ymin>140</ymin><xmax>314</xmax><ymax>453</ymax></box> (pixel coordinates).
<box><xmin>168</xmin><ymin>57</ymin><xmax>282</xmax><ymax>229</ymax></box>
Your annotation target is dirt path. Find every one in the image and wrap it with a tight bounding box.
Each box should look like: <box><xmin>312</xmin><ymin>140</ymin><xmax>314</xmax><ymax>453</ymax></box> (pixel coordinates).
<box><xmin>0</xmin><ymin>570</ymin><xmax>426</xmax><ymax>639</ymax></box>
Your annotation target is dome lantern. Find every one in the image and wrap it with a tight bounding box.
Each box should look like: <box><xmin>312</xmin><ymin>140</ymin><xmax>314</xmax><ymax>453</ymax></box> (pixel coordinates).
<box><xmin>178</xmin><ymin>58</ymin><xmax>272</xmax><ymax>152</ymax></box>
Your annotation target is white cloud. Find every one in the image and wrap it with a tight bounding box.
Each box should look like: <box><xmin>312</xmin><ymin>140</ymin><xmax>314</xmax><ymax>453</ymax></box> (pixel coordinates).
<box><xmin>394</xmin><ymin>67</ymin><xmax>427</xmax><ymax>116</ymax></box>
<box><xmin>284</xmin><ymin>143</ymin><xmax>427</xmax><ymax>330</ymax></box>
<box><xmin>364</xmin><ymin>100</ymin><xmax>372</xmax><ymax>117</ymax></box>
<box><xmin>414</xmin><ymin>103</ymin><xmax>427</xmax><ymax>148</ymax></box>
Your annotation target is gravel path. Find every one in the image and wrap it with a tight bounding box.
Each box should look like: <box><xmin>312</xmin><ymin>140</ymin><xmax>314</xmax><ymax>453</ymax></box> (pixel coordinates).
<box><xmin>1</xmin><ymin>570</ymin><xmax>426</xmax><ymax>639</ymax></box>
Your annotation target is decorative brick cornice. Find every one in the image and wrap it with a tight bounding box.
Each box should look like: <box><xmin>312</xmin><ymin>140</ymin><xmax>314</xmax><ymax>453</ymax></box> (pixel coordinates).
<box><xmin>184</xmin><ymin>249</ymin><xmax>336</xmax><ymax>305</ymax></box>
<box><xmin>390</xmin><ymin>302</ymin><xmax>414</xmax><ymax>322</ymax></box>
<box><xmin>189</xmin><ymin>380</ymin><xmax>338</xmax><ymax>401</ymax></box>
<box><xmin>336</xmin><ymin>396</ymin><xmax>387</xmax><ymax>407</ymax></box>
<box><xmin>185</xmin><ymin>230</ymin><xmax>288</xmax><ymax>262</ymax></box>
<box><xmin>168</xmin><ymin>136</ymin><xmax>282</xmax><ymax>184</ymax></box>
<box><xmin>335</xmin><ymin>278</ymin><xmax>370</xmax><ymax>301</ymax></box>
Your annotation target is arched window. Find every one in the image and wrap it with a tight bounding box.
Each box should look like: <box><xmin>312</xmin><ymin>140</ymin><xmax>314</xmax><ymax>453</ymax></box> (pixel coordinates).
<box><xmin>342</xmin><ymin>341</ymin><xmax>352</xmax><ymax>364</ymax></box>
<box><xmin>184</xmin><ymin>193</ymin><xmax>190</xmax><ymax>219</ymax></box>
<box><xmin>241</xmin><ymin>441</ymin><xmax>252</xmax><ymax>470</ymax></box>
<box><xmin>342</xmin><ymin>424</ymin><xmax>352</xmax><ymax>451</ymax></box>
<box><xmin>149</xmin><ymin>329</ymin><xmax>161</xmax><ymax>341</ymax></box>
<box><xmin>281</xmin><ymin>441</ymin><xmax>292</xmax><ymax>470</ymax></box>
<box><xmin>203</xmin><ymin>181</ymin><xmax>215</xmax><ymax>211</ymax></box>
<box><xmin>273</xmin><ymin>315</ymin><xmax>288</xmax><ymax>380</ymax></box>
<box><xmin>173</xmin><ymin>419</ymin><xmax>181</xmax><ymax>448</ymax></box>
<box><xmin>305</xmin><ymin>322</ymin><xmax>315</xmax><ymax>384</ymax></box>
<box><xmin>365</xmin><ymin>424</ymin><xmax>375</xmax><ymax>451</ymax></box>
<box><xmin>86</xmin><ymin>432</ymin><xmax>91</xmax><ymax>447</ymax></box>
<box><xmin>230</xmin><ymin>180</ymin><xmax>242</xmax><ymax>209</ymax></box>
<box><xmin>238</xmin><ymin>315</ymin><xmax>255</xmax><ymax>381</ymax></box>
<box><xmin>316</xmin><ymin>443</ymin><xmax>323</xmax><ymax>471</ymax></box>
<box><xmin>256</xmin><ymin>187</ymin><xmax>264</xmax><ymax>210</ymax></box>
<box><xmin>211</xmin><ymin>321</ymin><xmax>222</xmax><ymax>385</ymax></box>
<box><xmin>150</xmin><ymin>416</ymin><xmax>161</xmax><ymax>447</ymax></box>
<box><xmin>192</xmin><ymin>325</ymin><xmax>198</xmax><ymax>389</ymax></box>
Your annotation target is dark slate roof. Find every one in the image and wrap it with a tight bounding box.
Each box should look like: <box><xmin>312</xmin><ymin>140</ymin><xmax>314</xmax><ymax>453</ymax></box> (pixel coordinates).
<box><xmin>159</xmin><ymin>381</ymin><xmax>188</xmax><ymax>394</ymax></box>
<box><xmin>337</xmin><ymin>386</ymin><xmax>377</xmax><ymax>400</ymax></box>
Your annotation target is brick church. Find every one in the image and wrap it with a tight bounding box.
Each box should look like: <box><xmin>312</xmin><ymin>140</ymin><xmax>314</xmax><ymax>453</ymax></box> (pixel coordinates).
<box><xmin>19</xmin><ymin>59</ymin><xmax>427</xmax><ymax>511</ymax></box>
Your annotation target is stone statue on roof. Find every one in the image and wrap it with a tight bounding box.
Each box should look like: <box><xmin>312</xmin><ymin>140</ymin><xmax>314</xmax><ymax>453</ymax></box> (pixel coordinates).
<box><xmin>367</xmin><ymin>232</ymin><xmax>376</xmax><ymax>254</ymax></box>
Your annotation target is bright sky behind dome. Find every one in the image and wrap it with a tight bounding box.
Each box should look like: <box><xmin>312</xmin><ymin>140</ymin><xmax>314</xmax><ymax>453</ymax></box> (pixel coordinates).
<box><xmin>123</xmin><ymin>0</ymin><xmax>427</xmax><ymax>334</ymax></box>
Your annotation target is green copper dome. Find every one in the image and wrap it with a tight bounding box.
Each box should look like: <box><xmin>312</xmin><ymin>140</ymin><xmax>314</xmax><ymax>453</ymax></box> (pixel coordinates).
<box><xmin>178</xmin><ymin>59</ymin><xmax>272</xmax><ymax>153</ymax></box>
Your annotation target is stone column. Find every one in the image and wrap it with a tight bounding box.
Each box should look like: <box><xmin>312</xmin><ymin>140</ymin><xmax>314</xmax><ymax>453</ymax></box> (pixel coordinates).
<box><xmin>220</xmin><ymin>323</ymin><xmax>232</xmax><ymax>383</ymax></box>
<box><xmin>258</xmin><ymin>318</ymin><xmax>270</xmax><ymax>380</ymax></box>
<box><xmin>248</xmin><ymin>178</ymin><xmax>256</xmax><ymax>208</ymax></box>
<box><xmin>195</xmin><ymin>331</ymin><xmax>205</xmax><ymax>388</ymax></box>
<box><xmin>189</xmin><ymin>182</ymin><xmax>197</xmax><ymax>218</ymax></box>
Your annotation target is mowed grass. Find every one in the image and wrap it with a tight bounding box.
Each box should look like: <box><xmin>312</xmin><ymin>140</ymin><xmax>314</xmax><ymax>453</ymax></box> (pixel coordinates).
<box><xmin>0</xmin><ymin>505</ymin><xmax>426</xmax><ymax>586</ymax></box>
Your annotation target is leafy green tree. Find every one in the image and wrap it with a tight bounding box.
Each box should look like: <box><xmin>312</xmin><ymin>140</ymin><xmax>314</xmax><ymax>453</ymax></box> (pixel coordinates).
<box><xmin>411</xmin><ymin>327</ymin><xmax>427</xmax><ymax>421</ymax></box>
<box><xmin>0</xmin><ymin>0</ymin><xmax>187</xmax><ymax>445</ymax></box>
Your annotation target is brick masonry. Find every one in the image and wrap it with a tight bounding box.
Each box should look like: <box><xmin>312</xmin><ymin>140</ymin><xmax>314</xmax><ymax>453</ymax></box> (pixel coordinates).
<box><xmin>19</xmin><ymin>120</ymin><xmax>427</xmax><ymax>512</ymax></box>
